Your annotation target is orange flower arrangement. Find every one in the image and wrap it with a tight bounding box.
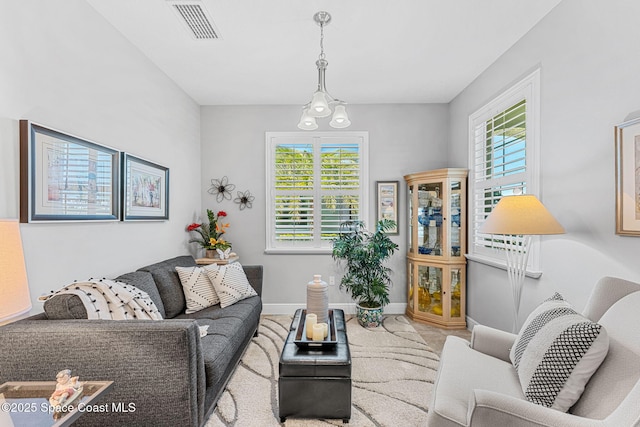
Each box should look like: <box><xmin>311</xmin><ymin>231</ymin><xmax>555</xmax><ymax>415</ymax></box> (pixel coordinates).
<box><xmin>186</xmin><ymin>209</ymin><xmax>232</xmax><ymax>250</ymax></box>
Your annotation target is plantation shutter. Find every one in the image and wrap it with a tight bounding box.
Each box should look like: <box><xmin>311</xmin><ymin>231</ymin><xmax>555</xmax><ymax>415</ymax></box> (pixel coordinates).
<box><xmin>274</xmin><ymin>143</ymin><xmax>314</xmax><ymax>242</ymax></box>
<box><xmin>266</xmin><ymin>132</ymin><xmax>368</xmax><ymax>252</ymax></box>
<box><xmin>320</xmin><ymin>142</ymin><xmax>360</xmax><ymax>239</ymax></box>
<box><xmin>472</xmin><ymin>99</ymin><xmax>527</xmax><ymax>252</ymax></box>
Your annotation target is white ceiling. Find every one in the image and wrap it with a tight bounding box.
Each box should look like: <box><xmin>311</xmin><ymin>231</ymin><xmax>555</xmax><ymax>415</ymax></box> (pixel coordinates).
<box><xmin>87</xmin><ymin>0</ymin><xmax>562</xmax><ymax>106</ymax></box>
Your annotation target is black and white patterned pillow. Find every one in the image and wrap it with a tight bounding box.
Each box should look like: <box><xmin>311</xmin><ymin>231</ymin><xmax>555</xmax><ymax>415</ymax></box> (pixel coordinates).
<box><xmin>205</xmin><ymin>263</ymin><xmax>257</xmax><ymax>308</ymax></box>
<box><xmin>175</xmin><ymin>265</ymin><xmax>220</xmax><ymax>314</ymax></box>
<box><xmin>510</xmin><ymin>293</ymin><xmax>609</xmax><ymax>412</ymax></box>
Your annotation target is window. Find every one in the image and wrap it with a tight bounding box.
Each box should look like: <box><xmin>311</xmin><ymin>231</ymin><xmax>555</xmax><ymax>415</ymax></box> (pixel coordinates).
<box><xmin>265</xmin><ymin>132</ymin><xmax>369</xmax><ymax>253</ymax></box>
<box><xmin>468</xmin><ymin>69</ymin><xmax>541</xmax><ymax>270</ymax></box>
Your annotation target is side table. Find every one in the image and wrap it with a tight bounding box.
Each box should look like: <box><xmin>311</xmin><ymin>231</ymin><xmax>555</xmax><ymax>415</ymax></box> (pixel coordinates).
<box><xmin>195</xmin><ymin>255</ymin><xmax>239</xmax><ymax>265</ymax></box>
<box><xmin>278</xmin><ymin>309</ymin><xmax>352</xmax><ymax>423</ymax></box>
<box><xmin>0</xmin><ymin>381</ymin><xmax>112</xmax><ymax>427</ymax></box>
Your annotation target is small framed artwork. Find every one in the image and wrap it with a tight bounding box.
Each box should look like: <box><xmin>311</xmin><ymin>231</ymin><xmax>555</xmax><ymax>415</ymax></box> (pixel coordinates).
<box><xmin>376</xmin><ymin>181</ymin><xmax>399</xmax><ymax>234</ymax></box>
<box><xmin>122</xmin><ymin>153</ymin><xmax>169</xmax><ymax>221</ymax></box>
<box><xmin>20</xmin><ymin>120</ymin><xmax>120</xmax><ymax>222</ymax></box>
<box><xmin>615</xmin><ymin>117</ymin><xmax>640</xmax><ymax>235</ymax></box>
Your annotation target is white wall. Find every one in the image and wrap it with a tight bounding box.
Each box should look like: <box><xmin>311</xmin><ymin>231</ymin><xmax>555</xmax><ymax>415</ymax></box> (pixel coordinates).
<box><xmin>200</xmin><ymin>104</ymin><xmax>449</xmax><ymax>312</ymax></box>
<box><xmin>448</xmin><ymin>0</ymin><xmax>640</xmax><ymax>330</ymax></box>
<box><xmin>0</xmin><ymin>1</ymin><xmax>201</xmax><ymax>312</ymax></box>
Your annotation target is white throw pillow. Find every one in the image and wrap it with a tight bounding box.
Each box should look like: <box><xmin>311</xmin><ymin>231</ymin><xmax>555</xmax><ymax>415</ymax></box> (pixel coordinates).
<box><xmin>175</xmin><ymin>265</ymin><xmax>220</xmax><ymax>314</ymax></box>
<box><xmin>510</xmin><ymin>293</ymin><xmax>609</xmax><ymax>412</ymax></box>
<box><xmin>205</xmin><ymin>263</ymin><xmax>257</xmax><ymax>308</ymax></box>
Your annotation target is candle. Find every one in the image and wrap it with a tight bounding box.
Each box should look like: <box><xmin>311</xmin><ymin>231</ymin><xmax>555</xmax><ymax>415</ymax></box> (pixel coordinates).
<box><xmin>312</xmin><ymin>323</ymin><xmax>324</xmax><ymax>341</ymax></box>
<box><xmin>305</xmin><ymin>313</ymin><xmax>317</xmax><ymax>339</ymax></box>
<box><xmin>319</xmin><ymin>322</ymin><xmax>328</xmax><ymax>338</ymax></box>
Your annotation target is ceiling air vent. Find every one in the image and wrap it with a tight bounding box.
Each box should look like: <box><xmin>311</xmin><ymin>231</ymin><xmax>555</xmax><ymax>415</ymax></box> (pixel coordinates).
<box><xmin>167</xmin><ymin>0</ymin><xmax>220</xmax><ymax>40</ymax></box>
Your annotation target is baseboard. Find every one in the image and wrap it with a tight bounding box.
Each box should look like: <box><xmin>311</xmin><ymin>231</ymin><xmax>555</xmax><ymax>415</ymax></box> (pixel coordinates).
<box><xmin>466</xmin><ymin>315</ymin><xmax>479</xmax><ymax>331</ymax></box>
<box><xmin>262</xmin><ymin>302</ymin><xmax>407</xmax><ymax>316</ymax></box>
<box><xmin>384</xmin><ymin>303</ymin><xmax>407</xmax><ymax>314</ymax></box>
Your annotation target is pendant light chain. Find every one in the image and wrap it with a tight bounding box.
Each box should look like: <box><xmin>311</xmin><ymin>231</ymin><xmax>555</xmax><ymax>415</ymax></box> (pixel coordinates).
<box><xmin>319</xmin><ymin>21</ymin><xmax>325</xmax><ymax>61</ymax></box>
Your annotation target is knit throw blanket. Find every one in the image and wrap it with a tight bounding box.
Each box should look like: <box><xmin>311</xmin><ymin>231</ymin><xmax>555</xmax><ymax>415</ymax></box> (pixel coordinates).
<box><xmin>44</xmin><ymin>279</ymin><xmax>162</xmax><ymax>320</ymax></box>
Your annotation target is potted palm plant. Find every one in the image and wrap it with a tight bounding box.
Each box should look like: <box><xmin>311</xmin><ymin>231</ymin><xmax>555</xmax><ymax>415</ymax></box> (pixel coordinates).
<box><xmin>332</xmin><ymin>219</ymin><xmax>399</xmax><ymax>327</ymax></box>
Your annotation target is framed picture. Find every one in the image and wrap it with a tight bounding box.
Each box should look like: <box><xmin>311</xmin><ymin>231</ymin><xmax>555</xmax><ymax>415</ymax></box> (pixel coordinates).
<box><xmin>376</xmin><ymin>181</ymin><xmax>399</xmax><ymax>234</ymax></box>
<box><xmin>615</xmin><ymin>117</ymin><xmax>640</xmax><ymax>235</ymax></box>
<box><xmin>122</xmin><ymin>153</ymin><xmax>169</xmax><ymax>221</ymax></box>
<box><xmin>20</xmin><ymin>120</ymin><xmax>120</xmax><ymax>222</ymax></box>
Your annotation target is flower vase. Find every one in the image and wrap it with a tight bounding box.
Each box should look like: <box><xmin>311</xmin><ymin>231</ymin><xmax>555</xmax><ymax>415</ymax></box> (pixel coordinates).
<box><xmin>205</xmin><ymin>249</ymin><xmax>220</xmax><ymax>259</ymax></box>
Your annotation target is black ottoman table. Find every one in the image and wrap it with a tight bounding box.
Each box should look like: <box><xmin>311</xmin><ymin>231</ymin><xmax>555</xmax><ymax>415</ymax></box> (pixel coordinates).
<box><xmin>278</xmin><ymin>309</ymin><xmax>352</xmax><ymax>423</ymax></box>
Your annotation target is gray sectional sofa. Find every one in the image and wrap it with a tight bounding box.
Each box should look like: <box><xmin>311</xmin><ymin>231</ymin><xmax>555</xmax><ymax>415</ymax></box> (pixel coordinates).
<box><xmin>0</xmin><ymin>255</ymin><xmax>262</xmax><ymax>426</ymax></box>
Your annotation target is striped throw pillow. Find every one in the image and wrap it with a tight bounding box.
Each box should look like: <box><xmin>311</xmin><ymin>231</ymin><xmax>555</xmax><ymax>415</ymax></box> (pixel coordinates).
<box><xmin>205</xmin><ymin>263</ymin><xmax>257</xmax><ymax>308</ymax></box>
<box><xmin>510</xmin><ymin>293</ymin><xmax>609</xmax><ymax>412</ymax></box>
<box><xmin>175</xmin><ymin>265</ymin><xmax>220</xmax><ymax>314</ymax></box>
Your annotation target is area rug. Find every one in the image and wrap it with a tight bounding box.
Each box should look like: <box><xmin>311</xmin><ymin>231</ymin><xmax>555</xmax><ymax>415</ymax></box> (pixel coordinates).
<box><xmin>205</xmin><ymin>314</ymin><xmax>440</xmax><ymax>426</ymax></box>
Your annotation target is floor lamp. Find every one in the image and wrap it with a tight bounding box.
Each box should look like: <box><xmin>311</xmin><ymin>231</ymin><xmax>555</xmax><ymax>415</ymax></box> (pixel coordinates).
<box><xmin>0</xmin><ymin>219</ymin><xmax>32</xmax><ymax>325</ymax></box>
<box><xmin>479</xmin><ymin>195</ymin><xmax>564</xmax><ymax>332</ymax></box>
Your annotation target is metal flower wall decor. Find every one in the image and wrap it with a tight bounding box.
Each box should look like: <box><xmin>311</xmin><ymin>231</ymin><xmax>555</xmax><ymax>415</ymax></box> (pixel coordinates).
<box><xmin>208</xmin><ymin>176</ymin><xmax>235</xmax><ymax>202</ymax></box>
<box><xmin>234</xmin><ymin>190</ymin><xmax>255</xmax><ymax>210</ymax></box>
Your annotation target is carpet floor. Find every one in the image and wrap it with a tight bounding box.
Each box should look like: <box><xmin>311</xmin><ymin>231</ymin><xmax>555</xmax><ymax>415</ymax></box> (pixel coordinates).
<box><xmin>205</xmin><ymin>314</ymin><xmax>440</xmax><ymax>426</ymax></box>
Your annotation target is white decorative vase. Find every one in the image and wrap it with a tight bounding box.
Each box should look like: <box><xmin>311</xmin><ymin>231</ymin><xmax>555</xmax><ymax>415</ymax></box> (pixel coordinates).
<box><xmin>306</xmin><ymin>274</ymin><xmax>329</xmax><ymax>324</ymax></box>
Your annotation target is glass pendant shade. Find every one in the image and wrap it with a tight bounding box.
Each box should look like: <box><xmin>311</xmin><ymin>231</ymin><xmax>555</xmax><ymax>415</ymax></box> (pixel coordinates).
<box><xmin>298</xmin><ymin>108</ymin><xmax>318</xmax><ymax>130</ymax></box>
<box><xmin>308</xmin><ymin>91</ymin><xmax>331</xmax><ymax>117</ymax></box>
<box><xmin>330</xmin><ymin>104</ymin><xmax>351</xmax><ymax>128</ymax></box>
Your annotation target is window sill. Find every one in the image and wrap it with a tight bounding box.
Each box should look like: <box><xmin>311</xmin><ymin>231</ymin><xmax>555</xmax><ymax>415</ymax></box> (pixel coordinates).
<box><xmin>264</xmin><ymin>248</ymin><xmax>332</xmax><ymax>255</ymax></box>
<box><xmin>465</xmin><ymin>253</ymin><xmax>542</xmax><ymax>279</ymax></box>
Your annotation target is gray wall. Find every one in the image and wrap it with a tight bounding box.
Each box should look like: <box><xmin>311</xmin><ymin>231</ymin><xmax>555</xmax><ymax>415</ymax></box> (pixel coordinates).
<box><xmin>0</xmin><ymin>1</ymin><xmax>201</xmax><ymax>312</ymax></box>
<box><xmin>8</xmin><ymin>0</ymin><xmax>638</xmax><ymax>324</ymax></box>
<box><xmin>200</xmin><ymin>104</ymin><xmax>449</xmax><ymax>312</ymax></box>
<box><xmin>448</xmin><ymin>0</ymin><xmax>640</xmax><ymax>330</ymax></box>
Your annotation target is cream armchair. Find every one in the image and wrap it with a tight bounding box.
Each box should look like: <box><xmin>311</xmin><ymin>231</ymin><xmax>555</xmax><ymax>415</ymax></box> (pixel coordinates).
<box><xmin>428</xmin><ymin>277</ymin><xmax>640</xmax><ymax>427</ymax></box>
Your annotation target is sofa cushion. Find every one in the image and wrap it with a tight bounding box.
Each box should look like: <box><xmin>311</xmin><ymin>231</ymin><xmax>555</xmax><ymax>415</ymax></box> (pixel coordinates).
<box><xmin>175</xmin><ymin>265</ymin><xmax>220</xmax><ymax>314</ymax></box>
<box><xmin>44</xmin><ymin>294</ymin><xmax>88</xmax><ymax>319</ymax></box>
<box><xmin>242</xmin><ymin>265</ymin><xmax>263</xmax><ymax>296</ymax></box>
<box><xmin>571</xmin><ymin>290</ymin><xmax>640</xmax><ymax>419</ymax></box>
<box><xmin>510</xmin><ymin>293</ymin><xmax>609</xmax><ymax>412</ymax></box>
<box><xmin>176</xmin><ymin>295</ymin><xmax>261</xmax><ymax>389</ymax></box>
<box><xmin>175</xmin><ymin>295</ymin><xmax>262</xmax><ymax>324</ymax></box>
<box><xmin>43</xmin><ymin>279</ymin><xmax>162</xmax><ymax>321</ymax></box>
<box><xmin>428</xmin><ymin>335</ymin><xmax>524</xmax><ymax>426</ymax></box>
<box><xmin>137</xmin><ymin>256</ymin><xmax>196</xmax><ymax>318</ymax></box>
<box><xmin>205</xmin><ymin>263</ymin><xmax>257</xmax><ymax>308</ymax></box>
<box><xmin>115</xmin><ymin>271</ymin><xmax>166</xmax><ymax>318</ymax></box>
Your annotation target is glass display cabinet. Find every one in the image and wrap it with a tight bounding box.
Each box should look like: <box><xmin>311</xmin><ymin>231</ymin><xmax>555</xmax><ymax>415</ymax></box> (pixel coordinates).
<box><xmin>405</xmin><ymin>168</ymin><xmax>467</xmax><ymax>329</ymax></box>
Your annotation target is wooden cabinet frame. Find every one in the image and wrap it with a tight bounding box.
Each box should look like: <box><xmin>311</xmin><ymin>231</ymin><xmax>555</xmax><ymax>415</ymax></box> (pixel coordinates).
<box><xmin>405</xmin><ymin>168</ymin><xmax>468</xmax><ymax>329</ymax></box>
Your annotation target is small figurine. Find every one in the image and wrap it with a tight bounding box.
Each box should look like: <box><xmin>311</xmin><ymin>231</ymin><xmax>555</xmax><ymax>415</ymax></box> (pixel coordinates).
<box><xmin>49</xmin><ymin>369</ymin><xmax>83</xmax><ymax>408</ymax></box>
<box><xmin>216</xmin><ymin>248</ymin><xmax>231</xmax><ymax>259</ymax></box>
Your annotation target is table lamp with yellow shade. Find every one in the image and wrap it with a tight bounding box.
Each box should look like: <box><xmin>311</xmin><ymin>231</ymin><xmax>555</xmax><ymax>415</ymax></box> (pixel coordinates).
<box><xmin>0</xmin><ymin>219</ymin><xmax>32</xmax><ymax>325</ymax></box>
<box><xmin>479</xmin><ymin>194</ymin><xmax>565</xmax><ymax>332</ymax></box>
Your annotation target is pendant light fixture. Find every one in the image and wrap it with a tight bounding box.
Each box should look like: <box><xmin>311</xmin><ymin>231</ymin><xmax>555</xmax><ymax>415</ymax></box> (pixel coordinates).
<box><xmin>297</xmin><ymin>11</ymin><xmax>351</xmax><ymax>130</ymax></box>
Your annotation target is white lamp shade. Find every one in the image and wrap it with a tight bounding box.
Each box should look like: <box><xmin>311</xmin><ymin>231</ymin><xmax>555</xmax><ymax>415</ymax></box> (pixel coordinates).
<box><xmin>297</xmin><ymin>108</ymin><xmax>318</xmax><ymax>130</ymax></box>
<box><xmin>479</xmin><ymin>195</ymin><xmax>565</xmax><ymax>235</ymax></box>
<box><xmin>308</xmin><ymin>91</ymin><xmax>331</xmax><ymax>117</ymax></box>
<box><xmin>0</xmin><ymin>220</ymin><xmax>31</xmax><ymax>322</ymax></box>
<box><xmin>329</xmin><ymin>104</ymin><xmax>351</xmax><ymax>128</ymax></box>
